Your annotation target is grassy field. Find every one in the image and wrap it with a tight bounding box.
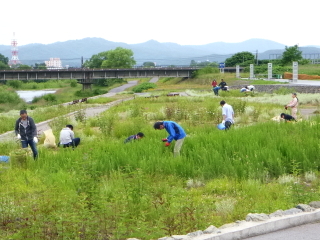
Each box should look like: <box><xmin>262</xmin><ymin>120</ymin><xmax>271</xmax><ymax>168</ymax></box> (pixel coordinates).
<box><xmin>0</xmin><ymin>72</ymin><xmax>320</xmax><ymax>239</ymax></box>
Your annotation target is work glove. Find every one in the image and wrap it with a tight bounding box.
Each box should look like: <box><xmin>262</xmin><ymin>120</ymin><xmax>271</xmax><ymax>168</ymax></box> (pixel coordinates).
<box><xmin>165</xmin><ymin>142</ymin><xmax>170</xmax><ymax>147</ymax></box>
<box><xmin>221</xmin><ymin>120</ymin><xmax>225</xmax><ymax>125</ymax></box>
<box><xmin>33</xmin><ymin>137</ymin><xmax>38</xmax><ymax>144</ymax></box>
<box><xmin>162</xmin><ymin>138</ymin><xmax>168</xmax><ymax>142</ymax></box>
<box><xmin>16</xmin><ymin>134</ymin><xmax>21</xmax><ymax>140</ymax></box>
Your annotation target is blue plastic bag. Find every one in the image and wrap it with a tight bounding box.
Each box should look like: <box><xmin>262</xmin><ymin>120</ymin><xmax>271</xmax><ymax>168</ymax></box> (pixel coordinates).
<box><xmin>0</xmin><ymin>156</ymin><xmax>10</xmax><ymax>163</ymax></box>
<box><xmin>217</xmin><ymin>123</ymin><xmax>225</xmax><ymax>130</ymax></box>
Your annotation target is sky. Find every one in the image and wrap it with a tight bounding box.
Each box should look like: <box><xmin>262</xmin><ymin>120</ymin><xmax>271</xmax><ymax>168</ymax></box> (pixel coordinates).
<box><xmin>1</xmin><ymin>0</ymin><xmax>319</xmax><ymax>47</ymax></box>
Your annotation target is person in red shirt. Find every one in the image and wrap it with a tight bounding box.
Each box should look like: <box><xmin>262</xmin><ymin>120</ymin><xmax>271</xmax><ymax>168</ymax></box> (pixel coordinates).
<box><xmin>211</xmin><ymin>79</ymin><xmax>217</xmax><ymax>87</ymax></box>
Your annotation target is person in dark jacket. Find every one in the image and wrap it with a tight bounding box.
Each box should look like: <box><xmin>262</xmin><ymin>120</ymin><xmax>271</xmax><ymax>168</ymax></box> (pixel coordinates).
<box><xmin>124</xmin><ymin>132</ymin><xmax>144</xmax><ymax>143</ymax></box>
<box><xmin>280</xmin><ymin>113</ymin><xmax>296</xmax><ymax>122</ymax></box>
<box><xmin>213</xmin><ymin>79</ymin><xmax>228</xmax><ymax>96</ymax></box>
<box><xmin>15</xmin><ymin>110</ymin><xmax>38</xmax><ymax>159</ymax></box>
<box><xmin>154</xmin><ymin>121</ymin><xmax>186</xmax><ymax>157</ymax></box>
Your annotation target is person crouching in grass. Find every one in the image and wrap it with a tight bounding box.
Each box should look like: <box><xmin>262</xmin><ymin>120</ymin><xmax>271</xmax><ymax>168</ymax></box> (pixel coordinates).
<box><xmin>124</xmin><ymin>132</ymin><xmax>145</xmax><ymax>143</ymax></box>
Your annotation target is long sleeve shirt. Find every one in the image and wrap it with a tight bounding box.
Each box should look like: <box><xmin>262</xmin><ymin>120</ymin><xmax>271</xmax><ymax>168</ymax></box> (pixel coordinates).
<box><xmin>59</xmin><ymin>128</ymin><xmax>75</xmax><ymax>144</ymax></box>
<box><xmin>287</xmin><ymin>97</ymin><xmax>298</xmax><ymax>109</ymax></box>
<box><xmin>163</xmin><ymin>121</ymin><xmax>186</xmax><ymax>143</ymax></box>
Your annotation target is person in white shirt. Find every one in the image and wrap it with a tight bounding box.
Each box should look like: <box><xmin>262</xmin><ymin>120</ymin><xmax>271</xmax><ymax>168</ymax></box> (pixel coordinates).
<box><xmin>220</xmin><ymin>100</ymin><xmax>234</xmax><ymax>130</ymax></box>
<box><xmin>59</xmin><ymin>125</ymin><xmax>80</xmax><ymax>148</ymax></box>
<box><xmin>247</xmin><ymin>85</ymin><xmax>255</xmax><ymax>91</ymax></box>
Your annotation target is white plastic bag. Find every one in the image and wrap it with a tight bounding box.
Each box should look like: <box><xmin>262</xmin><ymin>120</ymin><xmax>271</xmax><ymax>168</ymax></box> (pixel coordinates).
<box><xmin>43</xmin><ymin>129</ymin><xmax>57</xmax><ymax>148</ymax></box>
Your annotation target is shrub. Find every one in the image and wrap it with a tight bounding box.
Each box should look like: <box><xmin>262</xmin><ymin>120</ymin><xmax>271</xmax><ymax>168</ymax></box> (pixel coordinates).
<box><xmin>70</xmin><ymin>80</ymin><xmax>78</xmax><ymax>87</ymax></box>
<box><xmin>43</xmin><ymin>94</ymin><xmax>57</xmax><ymax>102</ymax></box>
<box><xmin>132</xmin><ymin>82</ymin><xmax>157</xmax><ymax>93</ymax></box>
<box><xmin>192</xmin><ymin>67</ymin><xmax>219</xmax><ymax>77</ymax></box>
<box><xmin>6</xmin><ymin>80</ymin><xmax>22</xmax><ymax>89</ymax></box>
<box><xmin>0</xmin><ymin>88</ymin><xmax>21</xmax><ymax>103</ymax></box>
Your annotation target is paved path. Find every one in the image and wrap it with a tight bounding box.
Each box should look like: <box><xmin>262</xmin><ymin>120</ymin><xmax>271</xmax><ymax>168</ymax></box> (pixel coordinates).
<box><xmin>0</xmin><ymin>80</ymin><xmax>139</xmax><ymax>142</ymax></box>
<box><xmin>244</xmin><ymin>222</ymin><xmax>320</xmax><ymax>240</ymax></box>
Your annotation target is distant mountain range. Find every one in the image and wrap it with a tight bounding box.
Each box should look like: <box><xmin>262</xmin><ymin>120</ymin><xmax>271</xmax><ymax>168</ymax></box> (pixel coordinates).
<box><xmin>1</xmin><ymin>38</ymin><xmax>320</xmax><ymax>67</ymax></box>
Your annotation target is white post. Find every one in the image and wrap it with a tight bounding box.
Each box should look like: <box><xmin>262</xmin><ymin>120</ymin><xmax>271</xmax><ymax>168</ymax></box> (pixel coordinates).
<box><xmin>249</xmin><ymin>64</ymin><xmax>254</xmax><ymax>79</ymax></box>
<box><xmin>236</xmin><ymin>65</ymin><xmax>240</xmax><ymax>78</ymax></box>
<box><xmin>292</xmin><ymin>61</ymin><xmax>298</xmax><ymax>83</ymax></box>
<box><xmin>267</xmin><ymin>63</ymin><xmax>272</xmax><ymax>80</ymax></box>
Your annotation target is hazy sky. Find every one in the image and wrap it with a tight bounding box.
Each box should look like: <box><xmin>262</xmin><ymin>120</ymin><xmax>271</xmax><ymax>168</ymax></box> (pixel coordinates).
<box><xmin>1</xmin><ymin>0</ymin><xmax>318</xmax><ymax>47</ymax></box>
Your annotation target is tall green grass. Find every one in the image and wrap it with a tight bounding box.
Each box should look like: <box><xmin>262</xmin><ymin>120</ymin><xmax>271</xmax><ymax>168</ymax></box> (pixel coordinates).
<box><xmin>0</xmin><ymin>96</ymin><xmax>319</xmax><ymax>239</ymax></box>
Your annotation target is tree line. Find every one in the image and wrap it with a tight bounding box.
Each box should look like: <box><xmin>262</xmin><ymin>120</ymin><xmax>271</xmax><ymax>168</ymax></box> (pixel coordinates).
<box><xmin>0</xmin><ymin>45</ymin><xmax>311</xmax><ymax>71</ymax></box>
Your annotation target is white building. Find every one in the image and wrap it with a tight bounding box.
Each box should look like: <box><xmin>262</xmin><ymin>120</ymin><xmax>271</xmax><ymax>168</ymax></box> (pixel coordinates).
<box><xmin>45</xmin><ymin>58</ymin><xmax>62</xmax><ymax>69</ymax></box>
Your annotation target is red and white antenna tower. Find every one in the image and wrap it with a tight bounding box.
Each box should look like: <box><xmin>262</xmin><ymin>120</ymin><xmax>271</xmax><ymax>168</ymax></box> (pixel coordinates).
<box><xmin>9</xmin><ymin>32</ymin><xmax>21</xmax><ymax>66</ymax></box>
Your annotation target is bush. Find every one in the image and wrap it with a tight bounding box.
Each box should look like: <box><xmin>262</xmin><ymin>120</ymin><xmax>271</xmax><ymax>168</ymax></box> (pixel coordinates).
<box><xmin>6</xmin><ymin>80</ymin><xmax>22</xmax><ymax>89</ymax></box>
<box><xmin>94</xmin><ymin>78</ymin><xmax>126</xmax><ymax>87</ymax></box>
<box><xmin>192</xmin><ymin>67</ymin><xmax>219</xmax><ymax>77</ymax></box>
<box><xmin>132</xmin><ymin>82</ymin><xmax>157</xmax><ymax>93</ymax></box>
<box><xmin>74</xmin><ymin>89</ymin><xmax>108</xmax><ymax>98</ymax></box>
<box><xmin>0</xmin><ymin>88</ymin><xmax>21</xmax><ymax>103</ymax></box>
<box><xmin>43</xmin><ymin>94</ymin><xmax>57</xmax><ymax>102</ymax></box>
<box><xmin>70</xmin><ymin>80</ymin><xmax>78</xmax><ymax>87</ymax></box>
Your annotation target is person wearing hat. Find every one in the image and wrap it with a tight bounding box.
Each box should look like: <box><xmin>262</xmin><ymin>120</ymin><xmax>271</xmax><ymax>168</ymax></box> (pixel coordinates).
<box><xmin>124</xmin><ymin>132</ymin><xmax>145</xmax><ymax>143</ymax></box>
<box><xmin>285</xmin><ymin>93</ymin><xmax>299</xmax><ymax>120</ymax></box>
<box><xmin>59</xmin><ymin>125</ymin><xmax>80</xmax><ymax>149</ymax></box>
<box><xmin>220</xmin><ymin>100</ymin><xmax>234</xmax><ymax>130</ymax></box>
<box><xmin>14</xmin><ymin>110</ymin><xmax>38</xmax><ymax>159</ymax></box>
<box><xmin>154</xmin><ymin>121</ymin><xmax>186</xmax><ymax>157</ymax></box>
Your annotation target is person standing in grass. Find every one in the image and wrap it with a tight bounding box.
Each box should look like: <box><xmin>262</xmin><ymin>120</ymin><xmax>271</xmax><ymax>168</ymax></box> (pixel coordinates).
<box><xmin>285</xmin><ymin>93</ymin><xmax>298</xmax><ymax>119</ymax></box>
<box><xmin>124</xmin><ymin>132</ymin><xmax>144</xmax><ymax>143</ymax></box>
<box><xmin>59</xmin><ymin>125</ymin><xmax>80</xmax><ymax>149</ymax></box>
<box><xmin>154</xmin><ymin>121</ymin><xmax>186</xmax><ymax>157</ymax></box>
<box><xmin>220</xmin><ymin>100</ymin><xmax>234</xmax><ymax>130</ymax></box>
<box><xmin>15</xmin><ymin>110</ymin><xmax>38</xmax><ymax>160</ymax></box>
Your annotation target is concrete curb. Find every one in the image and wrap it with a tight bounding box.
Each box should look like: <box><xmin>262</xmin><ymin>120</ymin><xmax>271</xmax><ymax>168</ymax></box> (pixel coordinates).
<box><xmin>167</xmin><ymin>209</ymin><xmax>320</xmax><ymax>240</ymax></box>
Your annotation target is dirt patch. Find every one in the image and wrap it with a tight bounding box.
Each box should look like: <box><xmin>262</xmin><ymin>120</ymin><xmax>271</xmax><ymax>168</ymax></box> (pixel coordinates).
<box><xmin>299</xmin><ymin>108</ymin><xmax>319</xmax><ymax>119</ymax></box>
<box><xmin>284</xmin><ymin>72</ymin><xmax>320</xmax><ymax>80</ymax></box>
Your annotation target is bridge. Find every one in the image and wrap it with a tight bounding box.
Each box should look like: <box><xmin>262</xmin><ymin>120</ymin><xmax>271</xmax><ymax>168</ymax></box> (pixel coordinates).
<box><xmin>0</xmin><ymin>67</ymin><xmax>199</xmax><ymax>81</ymax></box>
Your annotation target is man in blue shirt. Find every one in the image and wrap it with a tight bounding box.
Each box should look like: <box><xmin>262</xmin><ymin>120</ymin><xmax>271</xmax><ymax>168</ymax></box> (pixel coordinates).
<box><xmin>154</xmin><ymin>121</ymin><xmax>186</xmax><ymax>157</ymax></box>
